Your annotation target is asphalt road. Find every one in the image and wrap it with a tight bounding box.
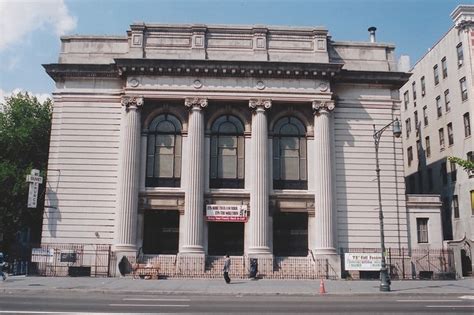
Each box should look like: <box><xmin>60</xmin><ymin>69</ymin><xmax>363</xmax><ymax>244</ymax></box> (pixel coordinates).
<box><xmin>0</xmin><ymin>291</ymin><xmax>473</xmax><ymax>314</ymax></box>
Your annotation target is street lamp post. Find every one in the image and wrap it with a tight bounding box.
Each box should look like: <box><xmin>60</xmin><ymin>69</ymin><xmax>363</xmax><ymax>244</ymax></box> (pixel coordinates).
<box><xmin>373</xmin><ymin>118</ymin><xmax>401</xmax><ymax>292</ymax></box>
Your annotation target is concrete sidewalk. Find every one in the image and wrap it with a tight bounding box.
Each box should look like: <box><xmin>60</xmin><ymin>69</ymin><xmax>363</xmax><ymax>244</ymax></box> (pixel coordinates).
<box><xmin>1</xmin><ymin>276</ymin><xmax>473</xmax><ymax>296</ymax></box>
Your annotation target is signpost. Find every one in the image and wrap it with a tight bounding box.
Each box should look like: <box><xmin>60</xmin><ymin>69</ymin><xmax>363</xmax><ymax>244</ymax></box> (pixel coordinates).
<box><xmin>206</xmin><ymin>205</ymin><xmax>248</xmax><ymax>222</ymax></box>
<box><xmin>26</xmin><ymin>169</ymin><xmax>43</xmax><ymax>208</ymax></box>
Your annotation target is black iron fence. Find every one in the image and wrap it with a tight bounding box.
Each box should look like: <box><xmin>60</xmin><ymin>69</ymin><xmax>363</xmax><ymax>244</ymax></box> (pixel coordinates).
<box><xmin>5</xmin><ymin>244</ymin><xmax>455</xmax><ymax>280</ymax></box>
<box><xmin>339</xmin><ymin>247</ymin><xmax>455</xmax><ymax>280</ymax></box>
<box><xmin>28</xmin><ymin>243</ymin><xmax>113</xmax><ymax>277</ymax></box>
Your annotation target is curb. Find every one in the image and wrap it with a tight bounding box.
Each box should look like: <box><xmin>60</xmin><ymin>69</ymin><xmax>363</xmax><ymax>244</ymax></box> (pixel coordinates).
<box><xmin>1</xmin><ymin>286</ymin><xmax>472</xmax><ymax>297</ymax></box>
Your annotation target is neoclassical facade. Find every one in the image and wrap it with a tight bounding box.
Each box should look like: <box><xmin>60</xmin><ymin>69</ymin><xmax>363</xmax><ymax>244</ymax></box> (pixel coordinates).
<box><xmin>43</xmin><ymin>23</ymin><xmax>411</xmax><ymax>277</ymax></box>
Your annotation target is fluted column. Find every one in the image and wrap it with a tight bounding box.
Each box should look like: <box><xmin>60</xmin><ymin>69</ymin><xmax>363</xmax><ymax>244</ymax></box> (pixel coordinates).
<box><xmin>114</xmin><ymin>96</ymin><xmax>143</xmax><ymax>252</ymax></box>
<box><xmin>181</xmin><ymin>97</ymin><xmax>207</xmax><ymax>254</ymax></box>
<box><xmin>248</xmin><ymin>99</ymin><xmax>272</xmax><ymax>255</ymax></box>
<box><xmin>313</xmin><ymin>100</ymin><xmax>337</xmax><ymax>255</ymax></box>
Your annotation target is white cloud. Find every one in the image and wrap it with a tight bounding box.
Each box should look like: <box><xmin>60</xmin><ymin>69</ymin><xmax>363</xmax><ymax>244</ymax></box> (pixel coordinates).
<box><xmin>0</xmin><ymin>0</ymin><xmax>77</xmax><ymax>52</ymax></box>
<box><xmin>0</xmin><ymin>88</ymin><xmax>51</xmax><ymax>108</ymax></box>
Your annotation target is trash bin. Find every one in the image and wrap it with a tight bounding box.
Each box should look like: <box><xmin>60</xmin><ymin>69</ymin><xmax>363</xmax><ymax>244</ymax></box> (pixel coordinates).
<box><xmin>249</xmin><ymin>258</ymin><xmax>258</xmax><ymax>279</ymax></box>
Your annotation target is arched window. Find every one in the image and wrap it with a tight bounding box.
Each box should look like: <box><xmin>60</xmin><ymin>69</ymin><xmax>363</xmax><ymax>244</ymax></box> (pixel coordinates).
<box><xmin>210</xmin><ymin>115</ymin><xmax>245</xmax><ymax>188</ymax></box>
<box><xmin>146</xmin><ymin>114</ymin><xmax>182</xmax><ymax>187</ymax></box>
<box><xmin>273</xmin><ymin>116</ymin><xmax>307</xmax><ymax>190</ymax></box>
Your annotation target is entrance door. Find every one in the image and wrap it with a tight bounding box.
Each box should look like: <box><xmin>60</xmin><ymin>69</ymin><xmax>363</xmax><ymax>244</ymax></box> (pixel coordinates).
<box><xmin>208</xmin><ymin>222</ymin><xmax>244</xmax><ymax>256</ymax></box>
<box><xmin>273</xmin><ymin>212</ymin><xmax>308</xmax><ymax>256</ymax></box>
<box><xmin>142</xmin><ymin>210</ymin><xmax>179</xmax><ymax>254</ymax></box>
<box><xmin>461</xmin><ymin>248</ymin><xmax>472</xmax><ymax>277</ymax></box>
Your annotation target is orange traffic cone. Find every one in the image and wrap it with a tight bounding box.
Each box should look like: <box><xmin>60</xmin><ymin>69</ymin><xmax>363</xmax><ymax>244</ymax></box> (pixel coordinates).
<box><xmin>319</xmin><ymin>278</ymin><xmax>326</xmax><ymax>294</ymax></box>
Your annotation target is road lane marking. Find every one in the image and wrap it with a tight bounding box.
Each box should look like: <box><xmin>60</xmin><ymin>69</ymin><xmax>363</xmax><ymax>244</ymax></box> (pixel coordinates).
<box><xmin>397</xmin><ymin>300</ymin><xmax>462</xmax><ymax>303</ymax></box>
<box><xmin>110</xmin><ymin>303</ymin><xmax>189</xmax><ymax>307</ymax></box>
<box><xmin>0</xmin><ymin>312</ymin><xmax>117</xmax><ymax>314</ymax></box>
<box><xmin>123</xmin><ymin>298</ymin><xmax>191</xmax><ymax>301</ymax></box>
<box><xmin>426</xmin><ymin>305</ymin><xmax>474</xmax><ymax>308</ymax></box>
<box><xmin>459</xmin><ymin>295</ymin><xmax>474</xmax><ymax>300</ymax></box>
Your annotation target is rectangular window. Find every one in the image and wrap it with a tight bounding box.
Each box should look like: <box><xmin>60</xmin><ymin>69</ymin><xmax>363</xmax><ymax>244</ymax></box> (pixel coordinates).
<box><xmin>433</xmin><ymin>64</ymin><xmax>439</xmax><ymax>85</ymax></box>
<box><xmin>444</xmin><ymin>90</ymin><xmax>450</xmax><ymax>112</ymax></box>
<box><xmin>423</xmin><ymin>106</ymin><xmax>428</xmax><ymax>126</ymax></box>
<box><xmin>421</xmin><ymin>76</ymin><xmax>426</xmax><ymax>96</ymax></box>
<box><xmin>403</xmin><ymin>91</ymin><xmax>409</xmax><ymax>110</ymax></box>
<box><xmin>417</xmin><ymin>218</ymin><xmax>429</xmax><ymax>243</ymax></box>
<box><xmin>441</xmin><ymin>57</ymin><xmax>447</xmax><ymax>78</ymax></box>
<box><xmin>436</xmin><ymin>96</ymin><xmax>442</xmax><ymax>117</ymax></box>
<box><xmin>464</xmin><ymin>112</ymin><xmax>471</xmax><ymax>137</ymax></box>
<box><xmin>450</xmin><ymin>161</ymin><xmax>457</xmax><ymax>182</ymax></box>
<box><xmin>457</xmin><ymin>43</ymin><xmax>463</xmax><ymax>67</ymax></box>
<box><xmin>441</xmin><ymin>162</ymin><xmax>447</xmax><ymax>185</ymax></box>
<box><xmin>412</xmin><ymin>82</ymin><xmax>417</xmax><ymax>100</ymax></box>
<box><xmin>428</xmin><ymin>168</ymin><xmax>433</xmax><ymax>191</ymax></box>
<box><xmin>416</xmin><ymin>140</ymin><xmax>422</xmax><ymax>160</ymax></box>
<box><xmin>460</xmin><ymin>77</ymin><xmax>468</xmax><ymax>101</ymax></box>
<box><xmin>425</xmin><ymin>136</ymin><xmax>431</xmax><ymax>158</ymax></box>
<box><xmin>471</xmin><ymin>191</ymin><xmax>474</xmax><ymax>216</ymax></box>
<box><xmin>414</xmin><ymin>111</ymin><xmax>419</xmax><ymax>129</ymax></box>
<box><xmin>453</xmin><ymin>195</ymin><xmax>459</xmax><ymax>219</ymax></box>
<box><xmin>408</xmin><ymin>175</ymin><xmax>416</xmax><ymax>193</ymax></box>
<box><xmin>447</xmin><ymin>122</ymin><xmax>454</xmax><ymax>146</ymax></box>
<box><xmin>405</xmin><ymin>118</ymin><xmax>411</xmax><ymax>138</ymax></box>
<box><xmin>407</xmin><ymin>146</ymin><xmax>413</xmax><ymax>166</ymax></box>
<box><xmin>439</xmin><ymin>128</ymin><xmax>445</xmax><ymax>150</ymax></box>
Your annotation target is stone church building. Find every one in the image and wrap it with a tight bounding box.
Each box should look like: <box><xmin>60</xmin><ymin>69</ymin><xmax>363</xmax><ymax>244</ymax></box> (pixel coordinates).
<box><xmin>42</xmin><ymin>23</ymin><xmax>437</xmax><ymax>278</ymax></box>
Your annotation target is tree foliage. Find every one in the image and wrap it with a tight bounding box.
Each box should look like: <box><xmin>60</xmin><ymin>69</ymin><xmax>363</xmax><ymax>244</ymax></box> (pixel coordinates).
<box><xmin>448</xmin><ymin>156</ymin><xmax>474</xmax><ymax>172</ymax></box>
<box><xmin>0</xmin><ymin>93</ymin><xmax>52</xmax><ymax>253</ymax></box>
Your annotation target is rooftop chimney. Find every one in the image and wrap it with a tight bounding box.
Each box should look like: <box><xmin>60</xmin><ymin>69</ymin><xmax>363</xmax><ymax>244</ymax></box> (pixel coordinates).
<box><xmin>368</xmin><ymin>26</ymin><xmax>377</xmax><ymax>43</ymax></box>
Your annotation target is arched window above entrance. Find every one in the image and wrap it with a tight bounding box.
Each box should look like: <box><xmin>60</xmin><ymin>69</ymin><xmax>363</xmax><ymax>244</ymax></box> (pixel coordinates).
<box><xmin>272</xmin><ymin>116</ymin><xmax>307</xmax><ymax>190</ymax></box>
<box><xmin>210</xmin><ymin>115</ymin><xmax>245</xmax><ymax>189</ymax></box>
<box><xmin>146</xmin><ymin>114</ymin><xmax>182</xmax><ymax>187</ymax></box>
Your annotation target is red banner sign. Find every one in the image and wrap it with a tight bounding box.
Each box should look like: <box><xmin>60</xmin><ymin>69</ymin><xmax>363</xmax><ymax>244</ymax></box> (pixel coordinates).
<box><xmin>206</xmin><ymin>205</ymin><xmax>248</xmax><ymax>222</ymax></box>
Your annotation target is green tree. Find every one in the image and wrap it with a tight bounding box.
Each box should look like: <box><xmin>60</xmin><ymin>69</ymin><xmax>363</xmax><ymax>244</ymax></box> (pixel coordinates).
<box><xmin>448</xmin><ymin>156</ymin><xmax>474</xmax><ymax>172</ymax></box>
<box><xmin>0</xmin><ymin>93</ymin><xmax>52</xmax><ymax>254</ymax></box>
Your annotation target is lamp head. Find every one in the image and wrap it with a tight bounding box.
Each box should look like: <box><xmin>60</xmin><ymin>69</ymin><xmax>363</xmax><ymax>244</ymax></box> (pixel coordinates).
<box><xmin>393</xmin><ymin>119</ymin><xmax>402</xmax><ymax>138</ymax></box>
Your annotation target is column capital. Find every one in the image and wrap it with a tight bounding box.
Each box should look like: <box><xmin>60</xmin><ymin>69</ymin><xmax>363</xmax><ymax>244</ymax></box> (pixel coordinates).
<box><xmin>312</xmin><ymin>100</ymin><xmax>335</xmax><ymax>115</ymax></box>
<box><xmin>185</xmin><ymin>97</ymin><xmax>208</xmax><ymax>109</ymax></box>
<box><xmin>249</xmin><ymin>99</ymin><xmax>272</xmax><ymax>110</ymax></box>
<box><xmin>121</xmin><ymin>96</ymin><xmax>144</xmax><ymax>110</ymax></box>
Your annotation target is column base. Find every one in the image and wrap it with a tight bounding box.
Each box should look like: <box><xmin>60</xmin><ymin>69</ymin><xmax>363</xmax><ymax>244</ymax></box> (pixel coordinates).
<box><xmin>312</xmin><ymin>247</ymin><xmax>337</xmax><ymax>256</ymax></box>
<box><xmin>112</xmin><ymin>244</ymin><xmax>138</xmax><ymax>277</ymax></box>
<box><xmin>112</xmin><ymin>244</ymin><xmax>137</xmax><ymax>253</ymax></box>
<box><xmin>180</xmin><ymin>245</ymin><xmax>205</xmax><ymax>255</ymax></box>
<box><xmin>177</xmin><ymin>252</ymin><xmax>206</xmax><ymax>275</ymax></box>
<box><xmin>247</xmin><ymin>246</ymin><xmax>272</xmax><ymax>256</ymax></box>
<box><xmin>311</xmin><ymin>249</ymin><xmax>341</xmax><ymax>279</ymax></box>
<box><xmin>247</xmin><ymin>250</ymin><xmax>273</xmax><ymax>277</ymax></box>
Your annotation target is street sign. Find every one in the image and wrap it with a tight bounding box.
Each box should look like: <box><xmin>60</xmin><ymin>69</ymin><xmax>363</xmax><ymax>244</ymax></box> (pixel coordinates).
<box><xmin>26</xmin><ymin>169</ymin><xmax>43</xmax><ymax>208</ymax></box>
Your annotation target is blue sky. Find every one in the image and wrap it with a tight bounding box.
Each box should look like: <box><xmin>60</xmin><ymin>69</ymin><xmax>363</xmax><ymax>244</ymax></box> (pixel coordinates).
<box><xmin>0</xmin><ymin>0</ymin><xmax>465</xmax><ymax>102</ymax></box>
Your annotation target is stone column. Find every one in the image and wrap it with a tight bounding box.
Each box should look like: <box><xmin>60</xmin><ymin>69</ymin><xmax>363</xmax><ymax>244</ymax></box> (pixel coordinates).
<box><xmin>248</xmin><ymin>99</ymin><xmax>272</xmax><ymax>256</ymax></box>
<box><xmin>181</xmin><ymin>97</ymin><xmax>207</xmax><ymax>255</ymax></box>
<box><xmin>312</xmin><ymin>100</ymin><xmax>337</xmax><ymax>255</ymax></box>
<box><xmin>114</xmin><ymin>96</ymin><xmax>143</xmax><ymax>256</ymax></box>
